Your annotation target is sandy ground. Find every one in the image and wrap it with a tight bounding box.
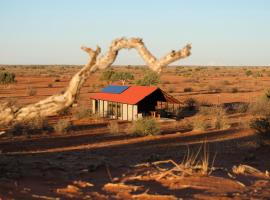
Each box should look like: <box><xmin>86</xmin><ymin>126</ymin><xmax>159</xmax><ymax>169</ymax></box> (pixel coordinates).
<box><xmin>0</xmin><ymin>66</ymin><xmax>270</xmax><ymax>199</ymax></box>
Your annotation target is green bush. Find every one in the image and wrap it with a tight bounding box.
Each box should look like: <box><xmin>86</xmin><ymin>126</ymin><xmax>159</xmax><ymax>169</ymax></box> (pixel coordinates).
<box><xmin>0</xmin><ymin>72</ymin><xmax>16</xmax><ymax>84</ymax></box>
<box><xmin>111</xmin><ymin>71</ymin><xmax>134</xmax><ymax>85</ymax></box>
<box><xmin>136</xmin><ymin>71</ymin><xmax>160</xmax><ymax>86</ymax></box>
<box><xmin>245</xmin><ymin>70</ymin><xmax>253</xmax><ymax>76</ymax></box>
<box><xmin>100</xmin><ymin>69</ymin><xmax>115</xmax><ymax>84</ymax></box>
<box><xmin>132</xmin><ymin>117</ymin><xmax>160</xmax><ymax>136</ymax></box>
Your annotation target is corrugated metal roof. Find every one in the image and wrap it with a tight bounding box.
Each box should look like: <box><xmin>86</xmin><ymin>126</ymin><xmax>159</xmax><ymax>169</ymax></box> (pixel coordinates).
<box><xmin>90</xmin><ymin>85</ymin><xmax>158</xmax><ymax>105</ymax></box>
<box><xmin>90</xmin><ymin>85</ymin><xmax>181</xmax><ymax>105</ymax></box>
<box><xmin>101</xmin><ymin>85</ymin><xmax>129</xmax><ymax>94</ymax></box>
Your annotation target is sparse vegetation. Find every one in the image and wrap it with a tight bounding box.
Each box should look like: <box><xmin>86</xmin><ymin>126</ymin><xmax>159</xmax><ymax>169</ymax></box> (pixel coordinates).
<box><xmin>132</xmin><ymin>117</ymin><xmax>160</xmax><ymax>136</ymax></box>
<box><xmin>249</xmin><ymin>93</ymin><xmax>270</xmax><ymax>116</ymax></box>
<box><xmin>100</xmin><ymin>69</ymin><xmax>115</xmax><ymax>84</ymax></box>
<box><xmin>8</xmin><ymin>117</ymin><xmax>51</xmax><ymax>136</ymax></box>
<box><xmin>213</xmin><ymin>107</ymin><xmax>230</xmax><ymax>130</ymax></box>
<box><xmin>249</xmin><ymin>90</ymin><xmax>270</xmax><ymax>144</ymax></box>
<box><xmin>136</xmin><ymin>71</ymin><xmax>160</xmax><ymax>86</ymax></box>
<box><xmin>192</xmin><ymin>116</ymin><xmax>209</xmax><ymax>131</ymax></box>
<box><xmin>111</xmin><ymin>71</ymin><xmax>134</xmax><ymax>85</ymax></box>
<box><xmin>198</xmin><ymin>106</ymin><xmax>230</xmax><ymax>130</ymax></box>
<box><xmin>0</xmin><ymin>72</ymin><xmax>16</xmax><ymax>84</ymax></box>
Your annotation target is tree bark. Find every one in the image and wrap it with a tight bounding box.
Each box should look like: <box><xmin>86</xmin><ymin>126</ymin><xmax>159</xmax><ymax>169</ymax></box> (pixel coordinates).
<box><xmin>0</xmin><ymin>37</ymin><xmax>191</xmax><ymax>126</ymax></box>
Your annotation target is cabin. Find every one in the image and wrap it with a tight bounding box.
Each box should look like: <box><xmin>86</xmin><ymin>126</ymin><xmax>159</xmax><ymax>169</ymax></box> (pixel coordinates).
<box><xmin>90</xmin><ymin>85</ymin><xmax>181</xmax><ymax>121</ymax></box>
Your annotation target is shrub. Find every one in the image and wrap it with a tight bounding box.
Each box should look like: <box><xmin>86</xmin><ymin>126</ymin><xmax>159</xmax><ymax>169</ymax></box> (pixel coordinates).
<box><xmin>253</xmin><ymin>72</ymin><xmax>263</xmax><ymax>78</ymax></box>
<box><xmin>226</xmin><ymin>103</ymin><xmax>249</xmax><ymax>114</ymax></box>
<box><xmin>136</xmin><ymin>71</ymin><xmax>160</xmax><ymax>86</ymax></box>
<box><xmin>199</xmin><ymin>106</ymin><xmax>230</xmax><ymax>130</ymax></box>
<box><xmin>132</xmin><ymin>117</ymin><xmax>160</xmax><ymax>136</ymax></box>
<box><xmin>184</xmin><ymin>98</ymin><xmax>198</xmax><ymax>110</ymax></box>
<box><xmin>111</xmin><ymin>71</ymin><xmax>134</xmax><ymax>85</ymax></box>
<box><xmin>212</xmin><ymin>107</ymin><xmax>230</xmax><ymax>130</ymax></box>
<box><xmin>53</xmin><ymin>119</ymin><xmax>72</xmax><ymax>134</ymax></box>
<box><xmin>183</xmin><ymin>87</ymin><xmax>193</xmax><ymax>92</ymax></box>
<box><xmin>245</xmin><ymin>70</ymin><xmax>253</xmax><ymax>76</ymax></box>
<box><xmin>107</xmin><ymin>121</ymin><xmax>119</xmax><ymax>134</ymax></box>
<box><xmin>250</xmin><ymin>117</ymin><xmax>270</xmax><ymax>136</ymax></box>
<box><xmin>250</xmin><ymin>117</ymin><xmax>270</xmax><ymax>145</ymax></box>
<box><xmin>8</xmin><ymin>117</ymin><xmax>52</xmax><ymax>136</ymax></box>
<box><xmin>100</xmin><ymin>69</ymin><xmax>115</xmax><ymax>84</ymax></box>
<box><xmin>249</xmin><ymin>94</ymin><xmax>270</xmax><ymax>116</ymax></box>
<box><xmin>0</xmin><ymin>72</ymin><xmax>16</xmax><ymax>84</ymax></box>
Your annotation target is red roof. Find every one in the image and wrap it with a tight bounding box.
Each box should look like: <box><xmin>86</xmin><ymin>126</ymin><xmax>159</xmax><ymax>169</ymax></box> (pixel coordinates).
<box><xmin>90</xmin><ymin>85</ymin><xmax>158</xmax><ymax>105</ymax></box>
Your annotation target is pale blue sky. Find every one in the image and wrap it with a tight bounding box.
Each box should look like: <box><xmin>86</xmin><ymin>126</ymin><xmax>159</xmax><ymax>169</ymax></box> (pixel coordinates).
<box><xmin>0</xmin><ymin>0</ymin><xmax>269</xmax><ymax>66</ymax></box>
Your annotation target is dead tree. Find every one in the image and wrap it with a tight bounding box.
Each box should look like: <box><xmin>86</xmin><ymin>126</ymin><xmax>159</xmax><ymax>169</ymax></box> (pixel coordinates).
<box><xmin>0</xmin><ymin>37</ymin><xmax>191</xmax><ymax>126</ymax></box>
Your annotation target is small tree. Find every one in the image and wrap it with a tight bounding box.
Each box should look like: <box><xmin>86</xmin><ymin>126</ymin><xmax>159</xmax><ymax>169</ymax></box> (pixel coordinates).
<box><xmin>136</xmin><ymin>71</ymin><xmax>160</xmax><ymax>86</ymax></box>
<box><xmin>100</xmin><ymin>70</ymin><xmax>115</xmax><ymax>84</ymax></box>
<box><xmin>111</xmin><ymin>71</ymin><xmax>134</xmax><ymax>85</ymax></box>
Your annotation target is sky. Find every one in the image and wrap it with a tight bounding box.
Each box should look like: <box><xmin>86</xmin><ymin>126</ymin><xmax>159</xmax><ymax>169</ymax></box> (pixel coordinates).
<box><xmin>0</xmin><ymin>0</ymin><xmax>270</xmax><ymax>66</ymax></box>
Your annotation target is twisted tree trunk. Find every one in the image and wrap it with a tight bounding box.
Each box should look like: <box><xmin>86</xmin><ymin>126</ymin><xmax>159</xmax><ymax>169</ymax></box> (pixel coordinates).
<box><xmin>0</xmin><ymin>37</ymin><xmax>191</xmax><ymax>126</ymax></box>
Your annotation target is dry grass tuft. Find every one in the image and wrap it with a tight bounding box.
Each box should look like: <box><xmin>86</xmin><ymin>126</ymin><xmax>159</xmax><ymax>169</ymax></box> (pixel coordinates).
<box><xmin>53</xmin><ymin>119</ymin><xmax>72</xmax><ymax>134</ymax></box>
<box><xmin>107</xmin><ymin>120</ymin><xmax>119</xmax><ymax>134</ymax></box>
<box><xmin>151</xmin><ymin>143</ymin><xmax>216</xmax><ymax>178</ymax></box>
<box><xmin>192</xmin><ymin>116</ymin><xmax>210</xmax><ymax>131</ymax></box>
